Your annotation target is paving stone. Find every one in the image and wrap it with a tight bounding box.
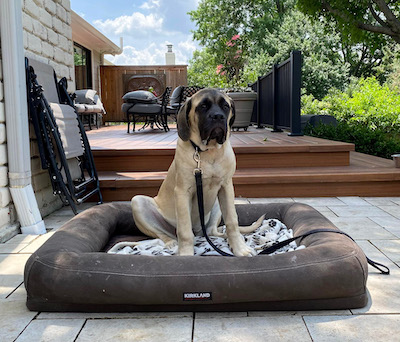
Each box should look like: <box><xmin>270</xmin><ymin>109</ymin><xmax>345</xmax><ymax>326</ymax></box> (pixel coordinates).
<box><xmin>76</xmin><ymin>317</ymin><xmax>193</xmax><ymax>342</ymax></box>
<box><xmin>378</xmin><ymin>206</ymin><xmax>400</xmax><ymax>219</ymax></box>
<box><xmin>0</xmin><ymin>300</ymin><xmax>36</xmax><ymax>341</ymax></box>
<box><xmin>15</xmin><ymin>319</ymin><xmax>85</xmax><ymax>342</ymax></box>
<box><xmin>43</xmin><ymin>215</ymin><xmax>71</xmax><ymax>230</ymax></box>
<box><xmin>328</xmin><ymin>217</ymin><xmax>396</xmax><ymax>240</ymax></box>
<box><xmin>0</xmin><ymin>254</ymin><xmax>31</xmax><ymax>299</ymax></box>
<box><xmin>18</xmin><ymin>232</ymin><xmax>55</xmax><ymax>254</ymax></box>
<box><xmin>196</xmin><ymin>311</ymin><xmax>247</xmax><ymax>319</ymax></box>
<box><xmin>368</xmin><ymin>215</ymin><xmax>400</xmax><ymax>238</ymax></box>
<box><xmin>38</xmin><ymin>311</ymin><xmax>193</xmax><ymax>320</ymax></box>
<box><xmin>248</xmin><ymin>198</ymin><xmax>294</xmax><ymax>204</ymax></box>
<box><xmin>352</xmin><ymin>263</ymin><xmax>400</xmax><ymax>314</ymax></box>
<box><xmin>362</xmin><ymin>197</ymin><xmax>400</xmax><ymax>206</ymax></box>
<box><xmin>337</xmin><ymin>196</ymin><xmax>371</xmax><ymax>206</ymax></box>
<box><xmin>370</xmin><ymin>240</ymin><xmax>400</xmax><ymax>265</ymax></box>
<box><xmin>5</xmin><ymin>234</ymin><xmax>38</xmax><ymax>245</ymax></box>
<box><xmin>0</xmin><ymin>243</ymin><xmax>27</xmax><ymax>254</ymax></box>
<box><xmin>293</xmin><ymin>197</ymin><xmax>345</xmax><ymax>206</ymax></box>
<box><xmin>356</xmin><ymin>240</ymin><xmax>393</xmax><ymax>266</ymax></box>
<box><xmin>193</xmin><ymin>316</ymin><xmax>311</xmax><ymax>342</ymax></box>
<box><xmin>248</xmin><ymin>310</ymin><xmax>351</xmax><ymax>317</ymax></box>
<box><xmin>304</xmin><ymin>314</ymin><xmax>400</xmax><ymax>342</ymax></box>
<box><xmin>328</xmin><ymin>206</ymin><xmax>388</xmax><ymax>217</ymax></box>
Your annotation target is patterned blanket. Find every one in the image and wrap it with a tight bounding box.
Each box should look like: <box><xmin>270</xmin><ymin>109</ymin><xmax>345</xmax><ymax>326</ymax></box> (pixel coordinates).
<box><xmin>108</xmin><ymin>218</ymin><xmax>306</xmax><ymax>256</ymax></box>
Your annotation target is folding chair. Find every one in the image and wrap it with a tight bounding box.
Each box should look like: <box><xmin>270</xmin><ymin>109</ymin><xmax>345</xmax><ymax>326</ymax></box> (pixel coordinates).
<box><xmin>26</xmin><ymin>58</ymin><xmax>103</xmax><ymax>214</ymax></box>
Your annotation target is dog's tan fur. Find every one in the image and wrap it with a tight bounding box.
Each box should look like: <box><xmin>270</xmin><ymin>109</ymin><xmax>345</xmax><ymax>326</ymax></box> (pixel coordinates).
<box><xmin>131</xmin><ymin>89</ymin><xmax>258</xmax><ymax>256</ymax></box>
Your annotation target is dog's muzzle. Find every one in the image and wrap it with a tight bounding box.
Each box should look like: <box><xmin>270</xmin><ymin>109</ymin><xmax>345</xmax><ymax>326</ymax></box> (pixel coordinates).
<box><xmin>202</xmin><ymin>113</ymin><xmax>227</xmax><ymax>145</ymax></box>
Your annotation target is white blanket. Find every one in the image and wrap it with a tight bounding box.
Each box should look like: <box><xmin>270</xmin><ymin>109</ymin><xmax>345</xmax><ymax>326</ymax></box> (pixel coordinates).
<box><xmin>108</xmin><ymin>218</ymin><xmax>306</xmax><ymax>256</ymax></box>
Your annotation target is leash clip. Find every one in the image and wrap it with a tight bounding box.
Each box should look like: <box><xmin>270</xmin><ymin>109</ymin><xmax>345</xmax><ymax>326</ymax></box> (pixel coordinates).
<box><xmin>193</xmin><ymin>149</ymin><xmax>202</xmax><ymax>175</ymax></box>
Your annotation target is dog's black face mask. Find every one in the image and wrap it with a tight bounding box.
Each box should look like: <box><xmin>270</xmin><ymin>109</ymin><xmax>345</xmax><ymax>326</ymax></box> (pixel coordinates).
<box><xmin>196</xmin><ymin>96</ymin><xmax>231</xmax><ymax>145</ymax></box>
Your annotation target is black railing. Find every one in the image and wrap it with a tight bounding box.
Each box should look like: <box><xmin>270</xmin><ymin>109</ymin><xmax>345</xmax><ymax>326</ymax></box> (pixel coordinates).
<box><xmin>250</xmin><ymin>50</ymin><xmax>302</xmax><ymax>136</ymax></box>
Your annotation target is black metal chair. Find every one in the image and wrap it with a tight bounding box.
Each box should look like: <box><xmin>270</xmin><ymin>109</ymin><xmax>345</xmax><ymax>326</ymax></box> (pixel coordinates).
<box><xmin>122</xmin><ymin>87</ymin><xmax>172</xmax><ymax>133</ymax></box>
<box><xmin>26</xmin><ymin>58</ymin><xmax>103</xmax><ymax>214</ymax></box>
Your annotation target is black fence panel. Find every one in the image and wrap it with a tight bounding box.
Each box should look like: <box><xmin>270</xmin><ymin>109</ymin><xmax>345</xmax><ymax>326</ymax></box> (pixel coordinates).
<box><xmin>250</xmin><ymin>50</ymin><xmax>302</xmax><ymax>135</ymax></box>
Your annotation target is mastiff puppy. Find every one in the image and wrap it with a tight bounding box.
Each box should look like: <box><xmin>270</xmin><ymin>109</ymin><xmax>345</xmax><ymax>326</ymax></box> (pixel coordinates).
<box><xmin>131</xmin><ymin>88</ymin><xmax>262</xmax><ymax>256</ymax></box>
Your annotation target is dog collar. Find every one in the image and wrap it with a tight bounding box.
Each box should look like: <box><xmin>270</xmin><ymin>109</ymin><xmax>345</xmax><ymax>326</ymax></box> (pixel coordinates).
<box><xmin>190</xmin><ymin>140</ymin><xmax>208</xmax><ymax>153</ymax></box>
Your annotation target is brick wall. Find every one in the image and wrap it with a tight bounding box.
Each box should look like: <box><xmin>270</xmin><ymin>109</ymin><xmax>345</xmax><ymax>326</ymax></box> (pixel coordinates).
<box><xmin>0</xmin><ymin>37</ymin><xmax>17</xmax><ymax>242</ymax></box>
<box><xmin>22</xmin><ymin>0</ymin><xmax>75</xmax><ymax>216</ymax></box>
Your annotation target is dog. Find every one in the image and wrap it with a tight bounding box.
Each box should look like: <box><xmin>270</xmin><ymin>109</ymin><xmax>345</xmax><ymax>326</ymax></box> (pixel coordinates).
<box><xmin>131</xmin><ymin>88</ymin><xmax>263</xmax><ymax>256</ymax></box>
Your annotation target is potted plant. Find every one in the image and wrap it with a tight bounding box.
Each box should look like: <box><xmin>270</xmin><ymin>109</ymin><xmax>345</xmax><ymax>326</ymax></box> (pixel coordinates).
<box><xmin>216</xmin><ymin>34</ymin><xmax>257</xmax><ymax>130</ymax></box>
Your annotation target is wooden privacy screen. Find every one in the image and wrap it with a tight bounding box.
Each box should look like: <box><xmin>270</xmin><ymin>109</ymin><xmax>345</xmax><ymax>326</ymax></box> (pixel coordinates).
<box><xmin>100</xmin><ymin>65</ymin><xmax>187</xmax><ymax>122</ymax></box>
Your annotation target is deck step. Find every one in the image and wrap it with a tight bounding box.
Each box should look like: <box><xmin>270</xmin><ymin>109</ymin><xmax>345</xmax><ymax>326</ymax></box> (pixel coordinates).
<box><xmin>92</xmin><ymin>146</ymin><xmax>352</xmax><ymax>172</ymax></box>
<box><xmin>97</xmin><ymin>152</ymin><xmax>400</xmax><ymax>200</ymax></box>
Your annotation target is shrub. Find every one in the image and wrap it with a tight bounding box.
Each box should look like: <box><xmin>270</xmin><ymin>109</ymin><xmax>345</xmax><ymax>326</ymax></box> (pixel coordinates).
<box><xmin>304</xmin><ymin>121</ymin><xmax>400</xmax><ymax>159</ymax></box>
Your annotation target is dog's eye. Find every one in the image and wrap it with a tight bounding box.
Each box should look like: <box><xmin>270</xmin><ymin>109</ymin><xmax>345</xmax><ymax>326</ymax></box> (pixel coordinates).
<box><xmin>201</xmin><ymin>103</ymin><xmax>208</xmax><ymax>110</ymax></box>
<box><xmin>223</xmin><ymin>103</ymin><xmax>230</xmax><ymax>111</ymax></box>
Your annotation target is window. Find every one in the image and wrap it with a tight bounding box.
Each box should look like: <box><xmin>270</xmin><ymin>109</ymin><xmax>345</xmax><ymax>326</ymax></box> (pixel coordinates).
<box><xmin>73</xmin><ymin>42</ymin><xmax>92</xmax><ymax>90</ymax></box>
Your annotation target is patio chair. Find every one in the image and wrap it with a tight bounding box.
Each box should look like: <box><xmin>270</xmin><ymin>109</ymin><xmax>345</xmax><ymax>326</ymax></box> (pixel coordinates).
<box><xmin>25</xmin><ymin>58</ymin><xmax>103</xmax><ymax>214</ymax></box>
<box><xmin>122</xmin><ymin>87</ymin><xmax>172</xmax><ymax>133</ymax></box>
<box><xmin>74</xmin><ymin>89</ymin><xmax>106</xmax><ymax>130</ymax></box>
<box><xmin>165</xmin><ymin>85</ymin><xmax>203</xmax><ymax>122</ymax></box>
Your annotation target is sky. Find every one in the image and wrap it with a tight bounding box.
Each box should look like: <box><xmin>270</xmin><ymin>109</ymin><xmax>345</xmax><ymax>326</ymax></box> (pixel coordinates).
<box><xmin>70</xmin><ymin>0</ymin><xmax>201</xmax><ymax>65</ymax></box>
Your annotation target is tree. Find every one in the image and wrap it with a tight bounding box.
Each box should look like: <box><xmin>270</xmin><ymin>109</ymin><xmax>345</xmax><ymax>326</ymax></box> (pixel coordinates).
<box><xmin>298</xmin><ymin>0</ymin><xmax>400</xmax><ymax>45</ymax></box>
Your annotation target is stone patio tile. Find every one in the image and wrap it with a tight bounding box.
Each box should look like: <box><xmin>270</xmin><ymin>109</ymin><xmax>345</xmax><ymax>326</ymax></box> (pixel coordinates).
<box><xmin>328</xmin><ymin>206</ymin><xmax>388</xmax><ymax>217</ymax></box>
<box><xmin>193</xmin><ymin>316</ymin><xmax>311</xmax><ymax>342</ymax></box>
<box><xmin>311</xmin><ymin>206</ymin><xmax>334</xmax><ymax>213</ymax></box>
<box><xmin>16</xmin><ymin>319</ymin><xmax>85</xmax><ymax>342</ymax></box>
<box><xmin>5</xmin><ymin>234</ymin><xmax>38</xmax><ymax>245</ymax></box>
<box><xmin>0</xmin><ymin>254</ymin><xmax>31</xmax><ymax>299</ymax></box>
<box><xmin>38</xmin><ymin>311</ymin><xmax>193</xmax><ymax>320</ymax></box>
<box><xmin>356</xmin><ymin>241</ymin><xmax>394</xmax><ymax>266</ymax></box>
<box><xmin>368</xmin><ymin>216</ymin><xmax>400</xmax><ymax>238</ymax></box>
<box><xmin>337</xmin><ymin>196</ymin><xmax>371</xmax><ymax>206</ymax></box>
<box><xmin>0</xmin><ymin>300</ymin><xmax>36</xmax><ymax>341</ymax></box>
<box><xmin>362</xmin><ymin>197</ymin><xmax>400</xmax><ymax>206</ymax></box>
<box><xmin>18</xmin><ymin>232</ymin><xmax>55</xmax><ymax>254</ymax></box>
<box><xmin>196</xmin><ymin>311</ymin><xmax>247</xmax><ymax>319</ymax></box>
<box><xmin>293</xmin><ymin>197</ymin><xmax>346</xmax><ymax>206</ymax></box>
<box><xmin>328</xmin><ymin>217</ymin><xmax>396</xmax><ymax>240</ymax></box>
<box><xmin>43</xmin><ymin>215</ymin><xmax>71</xmax><ymax>230</ymax></box>
<box><xmin>377</xmin><ymin>206</ymin><xmax>400</xmax><ymax>219</ymax></box>
<box><xmin>7</xmin><ymin>283</ymin><xmax>27</xmax><ymax>301</ymax></box>
<box><xmin>391</xmin><ymin>198</ymin><xmax>400</xmax><ymax>205</ymax></box>
<box><xmin>304</xmin><ymin>314</ymin><xmax>400</xmax><ymax>342</ymax></box>
<box><xmin>76</xmin><ymin>317</ymin><xmax>193</xmax><ymax>342</ymax></box>
<box><xmin>248</xmin><ymin>198</ymin><xmax>294</xmax><ymax>204</ymax></box>
<box><xmin>370</xmin><ymin>240</ymin><xmax>400</xmax><ymax>265</ymax></box>
<box><xmin>352</xmin><ymin>263</ymin><xmax>400</xmax><ymax>314</ymax></box>
<box><xmin>0</xmin><ymin>243</ymin><xmax>27</xmax><ymax>254</ymax></box>
<box><xmin>248</xmin><ymin>310</ymin><xmax>351</xmax><ymax>317</ymax></box>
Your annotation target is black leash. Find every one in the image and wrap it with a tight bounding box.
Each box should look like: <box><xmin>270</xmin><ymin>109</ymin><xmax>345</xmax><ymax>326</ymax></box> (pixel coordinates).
<box><xmin>192</xmin><ymin>144</ymin><xmax>390</xmax><ymax>275</ymax></box>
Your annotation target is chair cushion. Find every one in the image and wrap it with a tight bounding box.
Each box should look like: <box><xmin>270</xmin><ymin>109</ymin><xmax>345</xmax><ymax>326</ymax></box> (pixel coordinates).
<box><xmin>75</xmin><ymin>89</ymin><xmax>97</xmax><ymax>105</ymax></box>
<box><xmin>170</xmin><ymin>86</ymin><xmax>184</xmax><ymax>105</ymax></box>
<box><xmin>24</xmin><ymin>202</ymin><xmax>368</xmax><ymax>312</ymax></box>
<box><xmin>122</xmin><ymin>90</ymin><xmax>157</xmax><ymax>103</ymax></box>
<box><xmin>28</xmin><ymin>59</ymin><xmax>60</xmax><ymax>104</ymax></box>
<box><xmin>121</xmin><ymin>102</ymin><xmax>162</xmax><ymax>114</ymax></box>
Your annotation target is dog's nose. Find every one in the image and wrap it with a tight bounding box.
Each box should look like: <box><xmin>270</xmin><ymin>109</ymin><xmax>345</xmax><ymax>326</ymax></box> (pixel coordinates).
<box><xmin>210</xmin><ymin>113</ymin><xmax>225</xmax><ymax>121</ymax></box>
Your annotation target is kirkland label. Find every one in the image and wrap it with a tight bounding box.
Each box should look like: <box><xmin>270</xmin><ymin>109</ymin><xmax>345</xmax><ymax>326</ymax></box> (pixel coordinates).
<box><xmin>183</xmin><ymin>292</ymin><xmax>212</xmax><ymax>301</ymax></box>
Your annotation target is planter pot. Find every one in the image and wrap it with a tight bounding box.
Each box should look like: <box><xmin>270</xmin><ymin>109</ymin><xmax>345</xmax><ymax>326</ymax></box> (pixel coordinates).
<box><xmin>228</xmin><ymin>92</ymin><xmax>257</xmax><ymax>131</ymax></box>
<box><xmin>392</xmin><ymin>154</ymin><xmax>400</xmax><ymax>168</ymax></box>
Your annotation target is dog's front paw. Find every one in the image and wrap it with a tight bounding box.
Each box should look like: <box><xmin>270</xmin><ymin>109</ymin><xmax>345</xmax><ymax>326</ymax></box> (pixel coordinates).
<box><xmin>178</xmin><ymin>245</ymin><xmax>195</xmax><ymax>256</ymax></box>
<box><xmin>229</xmin><ymin>236</ymin><xmax>255</xmax><ymax>257</ymax></box>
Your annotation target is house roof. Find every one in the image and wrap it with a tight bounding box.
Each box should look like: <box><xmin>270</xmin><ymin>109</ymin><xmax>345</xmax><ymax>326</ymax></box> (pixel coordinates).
<box><xmin>71</xmin><ymin>11</ymin><xmax>122</xmax><ymax>55</ymax></box>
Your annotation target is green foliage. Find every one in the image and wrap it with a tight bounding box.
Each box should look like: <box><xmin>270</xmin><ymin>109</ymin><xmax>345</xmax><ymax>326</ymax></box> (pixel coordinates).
<box><xmin>297</xmin><ymin>0</ymin><xmax>400</xmax><ymax>45</ymax></box>
<box><xmin>302</xmin><ymin>76</ymin><xmax>400</xmax><ymax>158</ymax></box>
<box><xmin>304</xmin><ymin>121</ymin><xmax>400</xmax><ymax>159</ymax></box>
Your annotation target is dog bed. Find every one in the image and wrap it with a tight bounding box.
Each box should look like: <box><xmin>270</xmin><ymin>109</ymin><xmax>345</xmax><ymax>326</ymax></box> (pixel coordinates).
<box><xmin>24</xmin><ymin>202</ymin><xmax>368</xmax><ymax>312</ymax></box>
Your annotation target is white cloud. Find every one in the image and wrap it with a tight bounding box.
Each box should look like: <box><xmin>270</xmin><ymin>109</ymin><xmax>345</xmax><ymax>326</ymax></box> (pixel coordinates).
<box><xmin>93</xmin><ymin>12</ymin><xmax>163</xmax><ymax>36</ymax></box>
<box><xmin>106</xmin><ymin>44</ymin><xmax>166</xmax><ymax>65</ymax></box>
<box><xmin>140</xmin><ymin>0</ymin><xmax>160</xmax><ymax>10</ymax></box>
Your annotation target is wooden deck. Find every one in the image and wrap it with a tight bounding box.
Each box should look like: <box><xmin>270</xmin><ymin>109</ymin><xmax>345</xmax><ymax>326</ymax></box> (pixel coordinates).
<box><xmin>86</xmin><ymin>125</ymin><xmax>400</xmax><ymax>200</ymax></box>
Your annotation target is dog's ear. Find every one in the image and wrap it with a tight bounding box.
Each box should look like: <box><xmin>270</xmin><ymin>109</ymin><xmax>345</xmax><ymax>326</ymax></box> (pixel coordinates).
<box><xmin>228</xmin><ymin>98</ymin><xmax>236</xmax><ymax>129</ymax></box>
<box><xmin>177</xmin><ymin>98</ymin><xmax>192</xmax><ymax>141</ymax></box>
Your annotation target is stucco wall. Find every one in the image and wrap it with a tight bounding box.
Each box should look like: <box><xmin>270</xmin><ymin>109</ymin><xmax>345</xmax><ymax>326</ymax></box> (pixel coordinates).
<box><xmin>22</xmin><ymin>0</ymin><xmax>75</xmax><ymax>217</ymax></box>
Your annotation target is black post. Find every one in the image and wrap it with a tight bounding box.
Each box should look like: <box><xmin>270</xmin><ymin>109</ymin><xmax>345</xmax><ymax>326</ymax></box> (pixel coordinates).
<box><xmin>256</xmin><ymin>76</ymin><xmax>263</xmax><ymax>128</ymax></box>
<box><xmin>272</xmin><ymin>64</ymin><xmax>282</xmax><ymax>132</ymax></box>
<box><xmin>288</xmin><ymin>50</ymin><xmax>303</xmax><ymax>136</ymax></box>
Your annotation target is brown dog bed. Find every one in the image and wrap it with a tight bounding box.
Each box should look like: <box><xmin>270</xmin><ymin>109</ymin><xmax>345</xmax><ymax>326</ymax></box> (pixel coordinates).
<box><xmin>24</xmin><ymin>202</ymin><xmax>368</xmax><ymax>312</ymax></box>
